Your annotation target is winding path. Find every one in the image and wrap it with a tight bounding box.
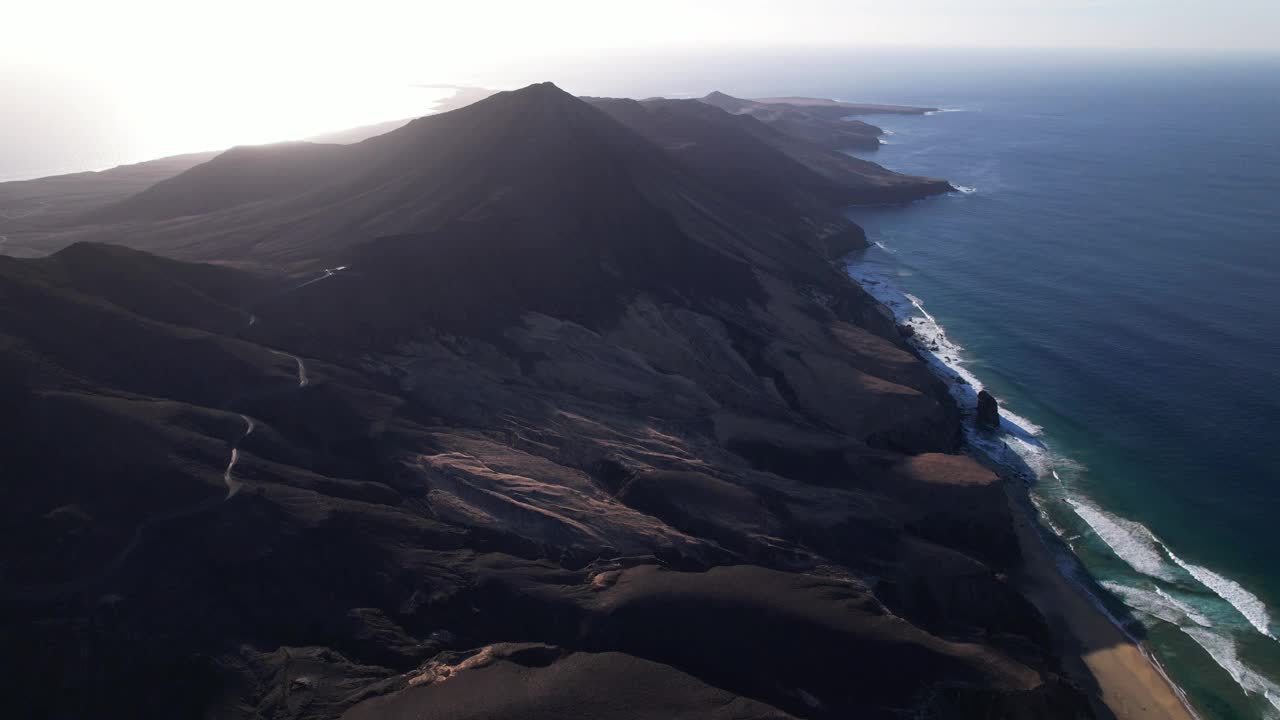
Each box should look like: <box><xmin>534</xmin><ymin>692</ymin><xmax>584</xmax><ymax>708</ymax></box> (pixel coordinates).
<box><xmin>17</xmin><ymin>348</ymin><xmax>310</xmax><ymax>601</ymax></box>
<box><xmin>15</xmin><ymin>414</ymin><xmax>258</xmax><ymax>604</ymax></box>
<box><xmin>223</xmin><ymin>415</ymin><xmax>255</xmax><ymax>498</ymax></box>
<box><xmin>12</xmin><ymin>267</ymin><xmax>337</xmax><ymax>603</ymax></box>
<box><xmin>289</xmin><ymin>265</ymin><xmax>348</xmax><ymax>292</ymax></box>
<box><xmin>244</xmin><ymin>265</ymin><xmax>349</xmax><ymax>387</ymax></box>
<box><xmin>271</xmin><ymin>350</ymin><xmax>308</xmax><ymax>387</ymax></box>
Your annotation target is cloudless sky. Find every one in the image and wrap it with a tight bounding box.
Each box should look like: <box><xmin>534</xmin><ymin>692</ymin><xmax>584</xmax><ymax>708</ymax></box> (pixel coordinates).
<box><xmin>2</xmin><ymin>0</ymin><xmax>1277</xmax><ymax>179</ymax></box>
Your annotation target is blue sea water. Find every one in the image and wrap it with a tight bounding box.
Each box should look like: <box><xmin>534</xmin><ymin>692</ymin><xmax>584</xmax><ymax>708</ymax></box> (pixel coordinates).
<box><xmin>829</xmin><ymin>58</ymin><xmax>1280</xmax><ymax>719</ymax></box>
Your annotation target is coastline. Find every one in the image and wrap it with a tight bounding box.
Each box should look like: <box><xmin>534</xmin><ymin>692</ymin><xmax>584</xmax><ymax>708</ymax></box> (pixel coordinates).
<box><xmin>843</xmin><ymin>248</ymin><xmax>1201</xmax><ymax>720</ymax></box>
<box><xmin>840</xmin><ymin>79</ymin><xmax>1280</xmax><ymax>718</ymax></box>
<box><xmin>1006</xmin><ymin>481</ymin><xmax>1199</xmax><ymax>720</ymax></box>
<box><xmin>7</xmin><ymin>73</ymin><xmax>1275</xmax><ymax>719</ymax></box>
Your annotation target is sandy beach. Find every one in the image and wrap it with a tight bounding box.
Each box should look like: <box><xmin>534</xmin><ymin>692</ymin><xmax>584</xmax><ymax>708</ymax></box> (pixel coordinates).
<box><xmin>1007</xmin><ymin>488</ymin><xmax>1199</xmax><ymax>720</ymax></box>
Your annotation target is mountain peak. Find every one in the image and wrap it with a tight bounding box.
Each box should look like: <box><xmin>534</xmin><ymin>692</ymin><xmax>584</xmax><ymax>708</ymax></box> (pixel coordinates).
<box><xmin>493</xmin><ymin>81</ymin><xmax>576</xmax><ymax>105</ymax></box>
<box><xmin>700</xmin><ymin>91</ymin><xmax>752</xmax><ymax>113</ymax></box>
<box><xmin>434</xmin><ymin>81</ymin><xmax>598</xmax><ymax>129</ymax></box>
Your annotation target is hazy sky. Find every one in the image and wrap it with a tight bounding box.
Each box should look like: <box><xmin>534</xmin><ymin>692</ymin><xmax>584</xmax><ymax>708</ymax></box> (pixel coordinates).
<box><xmin>3</xmin><ymin>0</ymin><xmax>1277</xmax><ymax>179</ymax></box>
<box><xmin>8</xmin><ymin>0</ymin><xmax>1277</xmax><ymax>76</ymax></box>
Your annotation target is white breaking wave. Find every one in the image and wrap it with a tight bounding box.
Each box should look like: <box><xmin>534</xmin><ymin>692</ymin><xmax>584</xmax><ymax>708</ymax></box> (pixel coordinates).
<box><xmin>1101</xmin><ymin>580</ymin><xmax>1212</xmax><ymax>628</ymax></box>
<box><xmin>1164</xmin><ymin>546</ymin><xmax>1276</xmax><ymax>641</ymax></box>
<box><xmin>1063</xmin><ymin>497</ymin><xmax>1275</xmax><ymax>641</ymax></box>
<box><xmin>1156</xmin><ymin>587</ymin><xmax>1215</xmax><ymax>628</ymax></box>
<box><xmin>1183</xmin><ymin>626</ymin><xmax>1280</xmax><ymax>717</ymax></box>
<box><xmin>1101</xmin><ymin>581</ymin><xmax>1173</xmax><ymax>626</ymax></box>
<box><xmin>1068</xmin><ymin>498</ymin><xmax>1277</xmax><ymax>641</ymax></box>
<box><xmin>903</xmin><ymin>293</ymin><xmax>936</xmax><ymax>324</ymax></box>
<box><xmin>954</xmin><ymin>184</ymin><xmax>978</xmax><ymax>194</ymax></box>
<box><xmin>1066</xmin><ymin>499</ymin><xmax>1178</xmax><ymax>580</ymax></box>
<box><xmin>997</xmin><ymin>407</ymin><xmax>1045</xmax><ymax>437</ymax></box>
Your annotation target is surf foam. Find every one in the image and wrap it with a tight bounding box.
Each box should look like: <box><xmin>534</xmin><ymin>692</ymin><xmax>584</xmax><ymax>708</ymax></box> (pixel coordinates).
<box><xmin>1067</xmin><ymin>499</ymin><xmax>1178</xmax><ymax>580</ymax></box>
<box><xmin>1164</xmin><ymin>546</ymin><xmax>1276</xmax><ymax>640</ymax></box>
<box><xmin>1183</xmin><ymin>626</ymin><xmax>1280</xmax><ymax>716</ymax></box>
<box><xmin>1156</xmin><ymin>586</ymin><xmax>1215</xmax><ymax>628</ymax></box>
<box><xmin>1101</xmin><ymin>580</ymin><xmax>1212</xmax><ymax>628</ymax></box>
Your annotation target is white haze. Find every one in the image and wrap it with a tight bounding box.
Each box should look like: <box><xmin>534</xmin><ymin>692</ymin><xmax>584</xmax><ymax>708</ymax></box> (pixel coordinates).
<box><xmin>2</xmin><ymin>0</ymin><xmax>1276</xmax><ymax>180</ymax></box>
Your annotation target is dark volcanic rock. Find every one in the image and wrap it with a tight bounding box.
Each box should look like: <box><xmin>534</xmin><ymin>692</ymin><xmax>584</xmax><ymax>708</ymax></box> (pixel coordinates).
<box><xmin>977</xmin><ymin>389</ymin><xmax>1001</xmax><ymax>428</ymax></box>
<box><xmin>82</xmin><ymin>141</ymin><xmax>347</xmax><ymax>223</ymax></box>
<box><xmin>700</xmin><ymin>90</ymin><xmax>886</xmax><ymax>151</ymax></box>
<box><xmin>343</xmin><ymin>644</ymin><xmax>798</xmax><ymax>720</ymax></box>
<box><xmin>38</xmin><ymin>86</ymin><xmax>950</xmax><ymax>265</ymax></box>
<box><xmin>0</xmin><ymin>83</ymin><xmax>1092</xmax><ymax>720</ymax></box>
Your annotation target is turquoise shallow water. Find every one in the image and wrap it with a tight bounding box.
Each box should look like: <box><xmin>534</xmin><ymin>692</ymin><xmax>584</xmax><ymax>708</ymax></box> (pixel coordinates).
<box><xmin>832</xmin><ymin>59</ymin><xmax>1280</xmax><ymax>719</ymax></box>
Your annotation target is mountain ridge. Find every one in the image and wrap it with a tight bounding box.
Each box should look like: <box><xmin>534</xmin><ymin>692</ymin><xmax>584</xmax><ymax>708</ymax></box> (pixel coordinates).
<box><xmin>8</xmin><ymin>84</ymin><xmax>947</xmax><ymax>267</ymax></box>
<box><xmin>1</xmin><ymin>82</ymin><xmax>1094</xmax><ymax>720</ymax></box>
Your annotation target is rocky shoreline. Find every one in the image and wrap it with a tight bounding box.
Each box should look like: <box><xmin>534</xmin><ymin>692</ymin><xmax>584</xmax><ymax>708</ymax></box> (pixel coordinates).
<box><xmin>843</xmin><ymin>241</ymin><xmax>1201</xmax><ymax>720</ymax></box>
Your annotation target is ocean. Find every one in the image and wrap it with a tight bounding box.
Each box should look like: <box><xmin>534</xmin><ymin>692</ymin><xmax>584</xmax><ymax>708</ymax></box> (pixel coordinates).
<box><xmin>829</xmin><ymin>57</ymin><xmax>1280</xmax><ymax>719</ymax></box>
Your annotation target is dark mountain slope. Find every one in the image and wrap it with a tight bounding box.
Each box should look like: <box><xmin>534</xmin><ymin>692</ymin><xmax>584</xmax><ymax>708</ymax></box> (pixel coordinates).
<box><xmin>35</xmin><ymin>85</ymin><xmax>946</xmax><ymax>264</ymax></box>
<box><xmin>46</xmin><ymin>84</ymin><xmax>689</xmax><ymax>262</ymax></box>
<box><xmin>702</xmin><ymin>90</ymin><xmax>887</xmax><ymax>151</ymax></box>
<box><xmin>0</xmin><ymin>151</ymin><xmax>221</xmax><ymax>230</ymax></box>
<box><xmin>2</xmin><ymin>85</ymin><xmax>1093</xmax><ymax>720</ymax></box>
<box><xmin>591</xmin><ymin>95</ymin><xmax>951</xmax><ymax>213</ymax></box>
<box><xmin>83</xmin><ymin>141</ymin><xmax>348</xmax><ymax>223</ymax></box>
<box><xmin>0</xmin><ymin>102</ymin><xmax>491</xmax><ymax>235</ymax></box>
<box><xmin>244</xmin><ymin>85</ymin><xmax>786</xmax><ymax>342</ymax></box>
<box><xmin>0</xmin><ymin>246</ymin><xmax>291</xmax><ymax>592</ymax></box>
<box><xmin>0</xmin><ymin>246</ymin><xmax>286</xmax><ymax>404</ymax></box>
<box><xmin>590</xmin><ymin>96</ymin><xmax>862</xmax><ymax>212</ymax></box>
<box><xmin>0</xmin><ymin>240</ymin><xmax>1068</xmax><ymax>720</ymax></box>
<box><xmin>20</xmin><ymin>242</ymin><xmax>268</xmax><ymax>331</ymax></box>
<box><xmin>698</xmin><ymin>91</ymin><xmax>957</xmax><ymax>202</ymax></box>
<box><xmin>238</xmin><ymin>82</ymin><xmax>795</xmax><ymax>264</ymax></box>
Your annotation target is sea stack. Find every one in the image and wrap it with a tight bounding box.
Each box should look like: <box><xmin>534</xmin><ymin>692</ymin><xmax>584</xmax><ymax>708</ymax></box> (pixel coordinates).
<box><xmin>977</xmin><ymin>390</ymin><xmax>1000</xmax><ymax>428</ymax></box>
